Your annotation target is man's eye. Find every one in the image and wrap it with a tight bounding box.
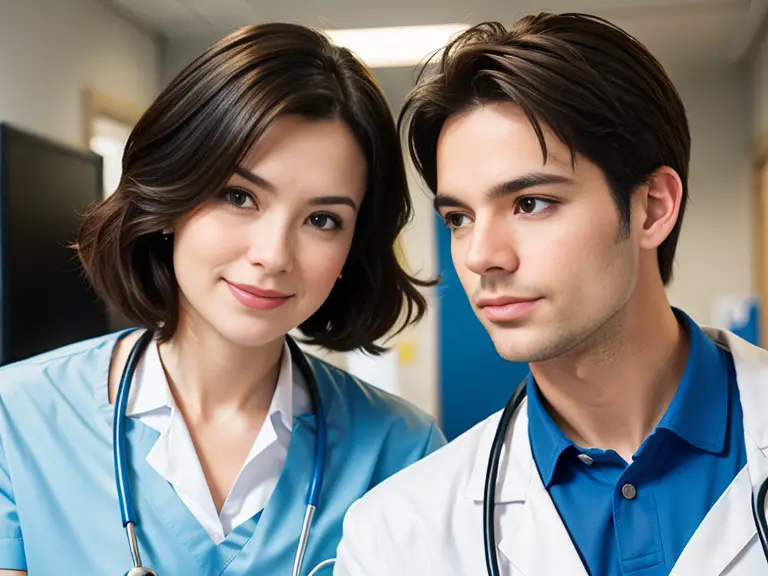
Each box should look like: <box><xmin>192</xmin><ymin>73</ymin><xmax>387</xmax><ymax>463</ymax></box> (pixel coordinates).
<box><xmin>515</xmin><ymin>197</ymin><xmax>552</xmax><ymax>215</ymax></box>
<box><xmin>444</xmin><ymin>213</ymin><xmax>470</xmax><ymax>228</ymax></box>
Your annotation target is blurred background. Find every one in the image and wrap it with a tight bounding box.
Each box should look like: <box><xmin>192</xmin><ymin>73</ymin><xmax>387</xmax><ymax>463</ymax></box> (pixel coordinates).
<box><xmin>1</xmin><ymin>0</ymin><xmax>767</xmax><ymax>440</ymax></box>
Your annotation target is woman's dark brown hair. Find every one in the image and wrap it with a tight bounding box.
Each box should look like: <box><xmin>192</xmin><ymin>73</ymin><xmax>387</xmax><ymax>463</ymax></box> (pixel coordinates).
<box><xmin>77</xmin><ymin>22</ymin><xmax>432</xmax><ymax>354</ymax></box>
<box><xmin>400</xmin><ymin>12</ymin><xmax>691</xmax><ymax>285</ymax></box>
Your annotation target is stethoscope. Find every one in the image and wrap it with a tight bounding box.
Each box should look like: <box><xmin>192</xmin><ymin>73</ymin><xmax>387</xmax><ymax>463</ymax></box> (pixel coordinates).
<box><xmin>483</xmin><ymin>379</ymin><xmax>768</xmax><ymax>576</ymax></box>
<box><xmin>114</xmin><ymin>329</ymin><xmax>334</xmax><ymax>576</ymax></box>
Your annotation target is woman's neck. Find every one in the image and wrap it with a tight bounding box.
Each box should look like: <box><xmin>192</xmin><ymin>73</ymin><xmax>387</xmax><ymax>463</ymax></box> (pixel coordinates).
<box><xmin>158</xmin><ymin>310</ymin><xmax>285</xmax><ymax>423</ymax></box>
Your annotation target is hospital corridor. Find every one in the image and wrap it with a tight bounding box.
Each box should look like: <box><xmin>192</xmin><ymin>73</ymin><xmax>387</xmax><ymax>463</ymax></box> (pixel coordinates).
<box><xmin>1</xmin><ymin>0</ymin><xmax>768</xmax><ymax>574</ymax></box>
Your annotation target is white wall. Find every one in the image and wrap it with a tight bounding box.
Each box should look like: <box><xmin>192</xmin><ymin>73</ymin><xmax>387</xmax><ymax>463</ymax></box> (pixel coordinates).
<box><xmin>390</xmin><ymin>166</ymin><xmax>439</xmax><ymax>419</ymax></box>
<box><xmin>374</xmin><ymin>66</ymin><xmax>440</xmax><ymax>418</ymax></box>
<box><xmin>665</xmin><ymin>65</ymin><xmax>753</xmax><ymax>325</ymax></box>
<box><xmin>162</xmin><ymin>37</ymin><xmax>211</xmax><ymax>86</ymax></box>
<box><xmin>0</xmin><ymin>0</ymin><xmax>162</xmax><ymax>148</ymax></box>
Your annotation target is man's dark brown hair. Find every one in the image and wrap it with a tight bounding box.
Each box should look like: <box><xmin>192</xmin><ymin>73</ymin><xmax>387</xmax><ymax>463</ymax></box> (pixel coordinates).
<box><xmin>77</xmin><ymin>23</ymin><xmax>432</xmax><ymax>353</ymax></box>
<box><xmin>400</xmin><ymin>12</ymin><xmax>691</xmax><ymax>284</ymax></box>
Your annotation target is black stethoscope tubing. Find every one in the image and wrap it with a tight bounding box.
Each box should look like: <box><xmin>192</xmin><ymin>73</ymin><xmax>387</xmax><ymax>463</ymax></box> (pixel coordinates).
<box><xmin>483</xmin><ymin>379</ymin><xmax>768</xmax><ymax>576</ymax></box>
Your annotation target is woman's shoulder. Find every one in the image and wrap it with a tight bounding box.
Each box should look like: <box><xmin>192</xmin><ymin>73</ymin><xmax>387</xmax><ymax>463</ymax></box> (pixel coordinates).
<box><xmin>304</xmin><ymin>354</ymin><xmax>446</xmax><ymax>449</ymax></box>
<box><xmin>0</xmin><ymin>331</ymin><xmax>127</xmax><ymax>404</ymax></box>
<box><xmin>305</xmin><ymin>355</ymin><xmax>428</xmax><ymax>420</ymax></box>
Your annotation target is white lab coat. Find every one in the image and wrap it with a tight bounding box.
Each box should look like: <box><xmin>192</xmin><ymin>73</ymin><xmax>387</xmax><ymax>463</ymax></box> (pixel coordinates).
<box><xmin>334</xmin><ymin>328</ymin><xmax>768</xmax><ymax>575</ymax></box>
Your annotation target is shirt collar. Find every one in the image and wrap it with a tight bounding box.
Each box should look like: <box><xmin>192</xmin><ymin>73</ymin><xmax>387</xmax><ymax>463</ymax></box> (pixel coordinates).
<box><xmin>526</xmin><ymin>372</ymin><xmax>573</xmax><ymax>487</ymax></box>
<box><xmin>656</xmin><ymin>307</ymin><xmax>729</xmax><ymax>453</ymax></box>
<box><xmin>527</xmin><ymin>307</ymin><xmax>730</xmax><ymax>488</ymax></box>
<box><xmin>269</xmin><ymin>341</ymin><xmax>294</xmax><ymax>432</ymax></box>
<box><xmin>125</xmin><ymin>336</ymin><xmax>172</xmax><ymax>417</ymax></box>
<box><xmin>126</xmin><ymin>336</ymin><xmax>295</xmax><ymax>432</ymax></box>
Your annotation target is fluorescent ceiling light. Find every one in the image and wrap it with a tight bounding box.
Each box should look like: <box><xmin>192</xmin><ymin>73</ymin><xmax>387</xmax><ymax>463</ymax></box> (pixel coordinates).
<box><xmin>325</xmin><ymin>24</ymin><xmax>469</xmax><ymax>68</ymax></box>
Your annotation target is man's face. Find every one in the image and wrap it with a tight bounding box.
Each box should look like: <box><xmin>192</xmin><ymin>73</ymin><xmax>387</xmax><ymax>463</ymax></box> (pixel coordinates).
<box><xmin>434</xmin><ymin>102</ymin><xmax>642</xmax><ymax>362</ymax></box>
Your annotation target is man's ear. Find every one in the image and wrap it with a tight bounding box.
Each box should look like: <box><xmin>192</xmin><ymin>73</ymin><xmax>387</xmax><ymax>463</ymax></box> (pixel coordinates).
<box><xmin>636</xmin><ymin>166</ymin><xmax>683</xmax><ymax>250</ymax></box>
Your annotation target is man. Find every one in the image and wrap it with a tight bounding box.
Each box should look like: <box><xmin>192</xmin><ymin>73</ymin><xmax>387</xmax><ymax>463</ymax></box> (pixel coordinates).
<box><xmin>333</xmin><ymin>12</ymin><xmax>768</xmax><ymax>576</ymax></box>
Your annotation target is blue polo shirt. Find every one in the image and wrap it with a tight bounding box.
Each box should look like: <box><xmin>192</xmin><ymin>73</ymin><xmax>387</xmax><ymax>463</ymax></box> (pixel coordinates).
<box><xmin>527</xmin><ymin>309</ymin><xmax>746</xmax><ymax>575</ymax></box>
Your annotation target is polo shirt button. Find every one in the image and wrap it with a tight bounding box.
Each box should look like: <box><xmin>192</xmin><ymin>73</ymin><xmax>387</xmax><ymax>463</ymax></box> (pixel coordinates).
<box><xmin>577</xmin><ymin>454</ymin><xmax>594</xmax><ymax>465</ymax></box>
<box><xmin>621</xmin><ymin>483</ymin><xmax>637</xmax><ymax>500</ymax></box>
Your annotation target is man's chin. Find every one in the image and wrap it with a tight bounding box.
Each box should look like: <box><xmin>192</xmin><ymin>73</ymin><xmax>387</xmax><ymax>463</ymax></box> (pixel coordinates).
<box><xmin>488</xmin><ymin>328</ymin><xmax>559</xmax><ymax>364</ymax></box>
<box><xmin>489</xmin><ymin>335</ymin><xmax>537</xmax><ymax>363</ymax></box>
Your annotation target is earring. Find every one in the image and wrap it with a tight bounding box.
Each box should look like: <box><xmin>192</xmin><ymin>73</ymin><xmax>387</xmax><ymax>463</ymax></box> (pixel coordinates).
<box><xmin>161</xmin><ymin>228</ymin><xmax>172</xmax><ymax>240</ymax></box>
<box><xmin>338</xmin><ymin>272</ymin><xmax>343</xmax><ymax>279</ymax></box>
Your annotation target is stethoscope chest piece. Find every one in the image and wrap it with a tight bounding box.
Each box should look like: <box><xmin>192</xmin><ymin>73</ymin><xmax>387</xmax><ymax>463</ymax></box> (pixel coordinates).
<box><xmin>126</xmin><ymin>568</ymin><xmax>159</xmax><ymax>576</ymax></box>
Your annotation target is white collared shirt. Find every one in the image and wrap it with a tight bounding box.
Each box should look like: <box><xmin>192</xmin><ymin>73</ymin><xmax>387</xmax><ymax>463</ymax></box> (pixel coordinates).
<box><xmin>125</xmin><ymin>337</ymin><xmax>310</xmax><ymax>544</ymax></box>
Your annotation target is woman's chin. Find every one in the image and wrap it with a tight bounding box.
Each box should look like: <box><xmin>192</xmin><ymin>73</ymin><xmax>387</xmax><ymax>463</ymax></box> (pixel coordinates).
<box><xmin>209</xmin><ymin>314</ymin><xmax>296</xmax><ymax>349</ymax></box>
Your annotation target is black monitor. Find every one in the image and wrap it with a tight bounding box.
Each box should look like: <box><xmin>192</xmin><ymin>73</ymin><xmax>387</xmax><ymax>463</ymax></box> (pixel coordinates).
<box><xmin>0</xmin><ymin>124</ymin><xmax>109</xmax><ymax>365</ymax></box>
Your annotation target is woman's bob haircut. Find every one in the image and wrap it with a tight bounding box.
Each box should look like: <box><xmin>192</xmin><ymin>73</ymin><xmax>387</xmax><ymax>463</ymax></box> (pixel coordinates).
<box><xmin>77</xmin><ymin>23</ymin><xmax>432</xmax><ymax>354</ymax></box>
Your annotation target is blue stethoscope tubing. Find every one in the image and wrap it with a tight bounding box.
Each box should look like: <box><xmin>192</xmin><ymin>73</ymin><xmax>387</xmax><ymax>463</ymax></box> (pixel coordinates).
<box><xmin>482</xmin><ymin>379</ymin><xmax>768</xmax><ymax>576</ymax></box>
<box><xmin>113</xmin><ymin>329</ymin><xmax>328</xmax><ymax>576</ymax></box>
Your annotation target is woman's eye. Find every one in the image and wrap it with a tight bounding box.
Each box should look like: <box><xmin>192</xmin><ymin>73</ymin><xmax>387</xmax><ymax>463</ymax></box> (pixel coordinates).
<box><xmin>308</xmin><ymin>213</ymin><xmax>341</xmax><ymax>231</ymax></box>
<box><xmin>224</xmin><ymin>188</ymin><xmax>256</xmax><ymax>208</ymax></box>
<box><xmin>515</xmin><ymin>197</ymin><xmax>552</xmax><ymax>215</ymax></box>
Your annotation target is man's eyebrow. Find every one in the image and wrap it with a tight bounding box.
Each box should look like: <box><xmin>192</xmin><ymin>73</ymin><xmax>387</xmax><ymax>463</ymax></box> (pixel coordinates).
<box><xmin>487</xmin><ymin>173</ymin><xmax>575</xmax><ymax>199</ymax></box>
<box><xmin>434</xmin><ymin>172</ymin><xmax>574</xmax><ymax>211</ymax></box>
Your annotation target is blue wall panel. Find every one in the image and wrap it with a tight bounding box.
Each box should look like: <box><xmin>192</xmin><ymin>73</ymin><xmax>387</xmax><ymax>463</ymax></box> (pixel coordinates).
<box><xmin>435</xmin><ymin>216</ymin><xmax>529</xmax><ymax>440</ymax></box>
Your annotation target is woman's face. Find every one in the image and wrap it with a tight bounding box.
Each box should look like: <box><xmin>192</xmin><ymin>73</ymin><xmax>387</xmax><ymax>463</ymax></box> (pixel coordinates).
<box><xmin>171</xmin><ymin>115</ymin><xmax>367</xmax><ymax>348</ymax></box>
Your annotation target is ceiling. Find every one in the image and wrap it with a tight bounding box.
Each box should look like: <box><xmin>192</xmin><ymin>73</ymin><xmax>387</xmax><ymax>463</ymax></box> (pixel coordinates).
<box><xmin>105</xmin><ymin>0</ymin><xmax>768</xmax><ymax>66</ymax></box>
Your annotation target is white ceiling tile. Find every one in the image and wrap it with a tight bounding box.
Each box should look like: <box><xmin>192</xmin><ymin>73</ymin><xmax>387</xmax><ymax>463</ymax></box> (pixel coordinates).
<box><xmin>100</xmin><ymin>0</ymin><xmax>768</xmax><ymax>65</ymax></box>
<box><xmin>183</xmin><ymin>0</ymin><xmax>252</xmax><ymax>6</ymax></box>
<box><xmin>110</xmin><ymin>0</ymin><xmax>192</xmax><ymax>20</ymax></box>
<box><xmin>158</xmin><ymin>17</ymin><xmax>214</xmax><ymax>37</ymax></box>
<box><xmin>182</xmin><ymin>0</ymin><xmax>254</xmax><ymax>14</ymax></box>
<box><xmin>178</xmin><ymin>0</ymin><xmax>254</xmax><ymax>32</ymax></box>
<box><xmin>241</xmin><ymin>0</ymin><xmax>491</xmax><ymax>29</ymax></box>
<box><xmin>539</xmin><ymin>0</ymin><xmax>749</xmax><ymax>18</ymax></box>
<box><xmin>201</xmin><ymin>16</ymin><xmax>255</xmax><ymax>32</ymax></box>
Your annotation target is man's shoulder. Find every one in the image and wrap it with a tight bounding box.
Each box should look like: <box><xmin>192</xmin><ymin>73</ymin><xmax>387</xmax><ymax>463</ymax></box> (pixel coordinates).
<box><xmin>334</xmin><ymin>412</ymin><xmax>502</xmax><ymax>574</ymax></box>
<box><xmin>348</xmin><ymin>410</ymin><xmax>502</xmax><ymax>521</ymax></box>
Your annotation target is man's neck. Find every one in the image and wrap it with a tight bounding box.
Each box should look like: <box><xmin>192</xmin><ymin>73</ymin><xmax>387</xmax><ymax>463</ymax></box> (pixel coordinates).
<box><xmin>530</xmin><ymin>290</ymin><xmax>688</xmax><ymax>462</ymax></box>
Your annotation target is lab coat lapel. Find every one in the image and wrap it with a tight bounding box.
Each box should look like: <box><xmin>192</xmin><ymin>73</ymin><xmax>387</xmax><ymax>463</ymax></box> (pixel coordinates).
<box><xmin>669</xmin><ymin>463</ymin><xmax>757</xmax><ymax>575</ymax></box>
<box><xmin>465</xmin><ymin>403</ymin><xmax>587</xmax><ymax>576</ymax></box>
<box><xmin>496</xmin><ymin>469</ymin><xmax>589</xmax><ymax>576</ymax></box>
<box><xmin>669</xmin><ymin>329</ymin><xmax>768</xmax><ymax>575</ymax></box>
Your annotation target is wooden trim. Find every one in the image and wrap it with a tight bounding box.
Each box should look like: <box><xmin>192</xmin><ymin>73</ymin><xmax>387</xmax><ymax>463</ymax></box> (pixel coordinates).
<box><xmin>81</xmin><ymin>89</ymin><xmax>145</xmax><ymax>146</ymax></box>
<box><xmin>754</xmin><ymin>132</ymin><xmax>768</xmax><ymax>168</ymax></box>
<box><xmin>753</xmin><ymin>132</ymin><xmax>768</xmax><ymax>346</ymax></box>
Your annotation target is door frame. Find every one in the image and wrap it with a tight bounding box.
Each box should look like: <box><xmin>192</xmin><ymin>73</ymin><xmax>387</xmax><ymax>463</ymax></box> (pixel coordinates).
<box><xmin>752</xmin><ymin>133</ymin><xmax>768</xmax><ymax>346</ymax></box>
<box><xmin>81</xmin><ymin>88</ymin><xmax>144</xmax><ymax>147</ymax></box>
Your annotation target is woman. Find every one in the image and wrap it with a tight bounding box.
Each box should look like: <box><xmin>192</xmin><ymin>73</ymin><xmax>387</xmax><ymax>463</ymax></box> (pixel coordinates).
<box><xmin>0</xmin><ymin>23</ymin><xmax>444</xmax><ymax>575</ymax></box>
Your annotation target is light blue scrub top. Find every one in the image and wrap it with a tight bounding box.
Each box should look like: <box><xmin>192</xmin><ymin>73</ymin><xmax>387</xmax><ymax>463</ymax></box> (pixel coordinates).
<box><xmin>0</xmin><ymin>331</ymin><xmax>445</xmax><ymax>575</ymax></box>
